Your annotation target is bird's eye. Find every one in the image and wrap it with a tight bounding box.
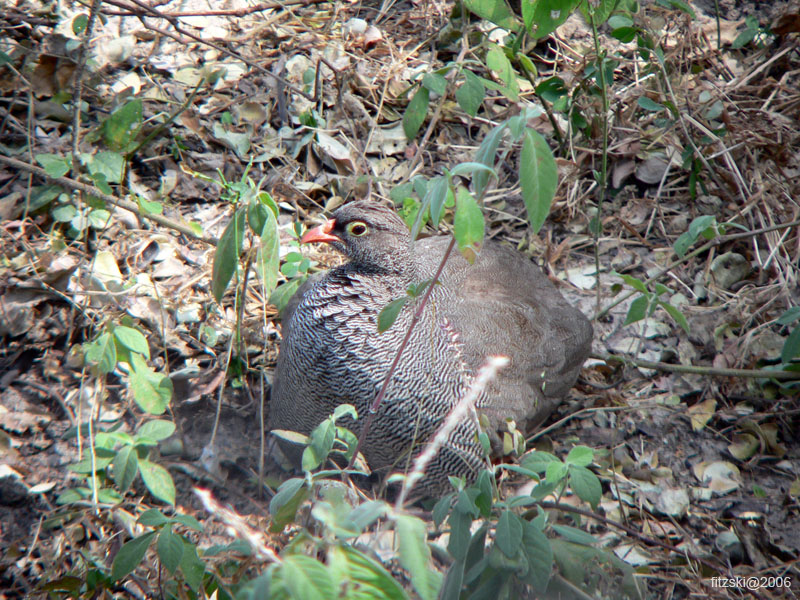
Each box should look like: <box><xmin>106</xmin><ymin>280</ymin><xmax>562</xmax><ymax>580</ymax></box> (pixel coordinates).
<box><xmin>346</xmin><ymin>221</ymin><xmax>369</xmax><ymax>236</ymax></box>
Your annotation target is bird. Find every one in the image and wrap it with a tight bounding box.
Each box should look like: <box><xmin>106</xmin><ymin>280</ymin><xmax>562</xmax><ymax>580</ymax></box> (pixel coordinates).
<box><xmin>269</xmin><ymin>200</ymin><xmax>592</xmax><ymax>494</ymax></box>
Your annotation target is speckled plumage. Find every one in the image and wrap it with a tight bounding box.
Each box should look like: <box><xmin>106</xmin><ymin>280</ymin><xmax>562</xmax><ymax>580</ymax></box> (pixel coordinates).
<box><xmin>269</xmin><ymin>201</ymin><xmax>592</xmax><ymax>493</ymax></box>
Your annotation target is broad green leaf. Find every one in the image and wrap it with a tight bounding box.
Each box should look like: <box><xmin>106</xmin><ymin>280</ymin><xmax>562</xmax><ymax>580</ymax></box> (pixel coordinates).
<box><xmin>138</xmin><ymin>459</ymin><xmax>176</xmax><ymax>505</ymax></box>
<box><xmin>579</xmin><ymin>0</ymin><xmax>621</xmax><ymax>27</ymax></box>
<box><xmin>421</xmin><ymin>175</ymin><xmax>449</xmax><ymax>232</ymax></box>
<box><xmin>519</xmin><ymin>129</ymin><xmax>557</xmax><ymax>233</ymax></box>
<box><xmin>211</xmin><ymin>207</ymin><xmax>246</xmax><ymax>303</ymax></box>
<box><xmin>551</xmin><ymin>524</ymin><xmax>598</xmax><ymax>546</ymax></box>
<box><xmin>616</xmin><ymin>273</ymin><xmax>648</xmax><ymax>293</ymax></box>
<box><xmin>271</xmin><ymin>278</ymin><xmax>302</xmax><ymax>314</ymax></box>
<box><xmin>112</xmin><ymin>445</ymin><xmax>139</xmax><ymax>492</ymax></box>
<box><xmin>449</xmin><ymin>162</ymin><xmax>496</xmax><ymax>178</ymax></box>
<box><xmin>496</xmin><ymin>510</ymin><xmax>523</xmax><ymax>558</ymax></box>
<box><xmin>474</xmin><ymin>123</ymin><xmax>507</xmax><ymax>196</ymax></box>
<box><xmin>778</xmin><ymin>307</ymin><xmax>800</xmax><ymax>325</ymax></box>
<box><xmin>327</xmin><ymin>544</ymin><xmax>408</xmax><ymax>600</ymax></box>
<box><xmin>520</xmin><ymin>450</ymin><xmax>559</xmax><ymax>473</ymax></box>
<box><xmin>52</xmin><ymin>203</ymin><xmax>77</xmax><ymax>223</ymax></box>
<box><xmin>454</xmin><ymin>187</ymin><xmax>484</xmax><ymax>262</ymax></box>
<box><xmin>564</xmin><ymin>445</ymin><xmax>593</xmax><ymax>467</ymax></box>
<box><xmin>103</xmin><ymin>99</ymin><xmax>142</xmax><ymax>151</ymax></box>
<box><xmin>87</xmin><ymin>209</ymin><xmax>111</xmax><ymax>229</ymax></box>
<box><xmin>624</xmin><ymin>295</ymin><xmax>649</xmax><ymax>325</ymax></box>
<box><xmin>72</xmin><ymin>13</ymin><xmax>88</xmax><ymax>34</ymax></box>
<box><xmin>113</xmin><ymin>326</ymin><xmax>150</xmax><ymax>358</ymax></box>
<box><xmin>85</xmin><ymin>332</ymin><xmax>117</xmax><ymax>374</ymax></box>
<box><xmin>179</xmin><ymin>539</ymin><xmax>205</xmax><ymax>591</ymax></box>
<box><xmin>378</xmin><ymin>297</ymin><xmax>407</xmax><ymax>333</ymax></box>
<box><xmin>462</xmin><ymin>0</ymin><xmax>519</xmax><ymax>29</ymax></box>
<box><xmin>455</xmin><ymin>70</ymin><xmax>485</xmax><ymax>117</ymax></box>
<box><xmin>36</xmin><ymin>153</ymin><xmax>71</xmax><ymax>178</ymax></box>
<box><xmin>521</xmin><ymin>519</ymin><xmax>552</xmax><ymax>590</ymax></box>
<box><xmin>157</xmin><ymin>529</ymin><xmax>184</xmax><ymax>574</ymax></box>
<box><xmin>569</xmin><ymin>465</ymin><xmax>602</xmax><ymax>509</ymax></box>
<box><xmin>486</xmin><ymin>45</ymin><xmax>518</xmax><ymax>101</ymax></box>
<box><xmin>255</xmin><ymin>206</ymin><xmax>280</xmax><ymax>296</ymax></box>
<box><xmin>403</xmin><ymin>86</ymin><xmax>430</xmax><ymax>140</ymax></box>
<box><xmin>138</xmin><ymin>508</ymin><xmax>169</xmax><ymax>527</ymax></box>
<box><xmin>137</xmin><ymin>419</ymin><xmax>176</xmax><ymax>442</ymax></box>
<box><xmin>171</xmin><ymin>513</ymin><xmax>203</xmax><ymax>531</ymax></box>
<box><xmin>638</xmin><ymin>96</ymin><xmax>665</xmax><ymax>112</ymax></box>
<box><xmin>347</xmin><ymin>500</ymin><xmax>387</xmax><ymax>532</ymax></box>
<box><xmin>447</xmin><ymin>508</ymin><xmax>472</xmax><ymax>561</ymax></box>
<box><xmin>111</xmin><ymin>532</ymin><xmax>156</xmax><ymax>581</ymax></box>
<box><xmin>137</xmin><ymin>196</ymin><xmax>163</xmax><ymax>215</ymax></box>
<box><xmin>545</xmin><ymin>460</ymin><xmax>568</xmax><ymax>483</ymax></box>
<box><xmin>422</xmin><ymin>72</ymin><xmax>447</xmax><ymax>96</ymax></box>
<box><xmin>283</xmin><ymin>554</ymin><xmax>336</xmax><ymax>600</ymax></box>
<box><xmin>129</xmin><ymin>353</ymin><xmax>172</xmax><ymax>414</ymax></box>
<box><xmin>395</xmin><ymin>514</ymin><xmax>442</xmax><ymax>600</ymax></box>
<box><xmin>302</xmin><ymin>418</ymin><xmax>336</xmax><ymax>471</ymax></box>
<box><xmin>269</xmin><ymin>478</ymin><xmax>307</xmax><ymax>531</ymax></box>
<box><xmin>658</xmin><ymin>300</ymin><xmax>690</xmax><ymax>334</ymax></box>
<box><xmin>523</xmin><ymin>0</ymin><xmax>581</xmax><ymax>39</ymax></box>
<box><xmin>87</xmin><ymin>151</ymin><xmax>125</xmax><ymax>184</ymax></box>
<box><xmin>782</xmin><ymin>326</ymin><xmax>800</xmax><ymax>363</ymax></box>
<box><xmin>535</xmin><ymin>76</ymin><xmax>567</xmax><ymax>103</ymax></box>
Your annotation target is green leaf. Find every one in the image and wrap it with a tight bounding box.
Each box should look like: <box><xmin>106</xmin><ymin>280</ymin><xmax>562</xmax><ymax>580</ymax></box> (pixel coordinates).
<box><xmin>179</xmin><ymin>539</ymin><xmax>205</xmax><ymax>591</ymax></box>
<box><xmin>111</xmin><ymin>532</ymin><xmax>156</xmax><ymax>581</ymax></box>
<box><xmin>779</xmin><ymin>307</ymin><xmax>800</xmax><ymax>326</ymax></box>
<box><xmin>85</xmin><ymin>332</ymin><xmax>117</xmax><ymax>374</ymax></box>
<box><xmin>616</xmin><ymin>272</ymin><xmax>648</xmax><ymax>293</ymax></box>
<box><xmin>782</xmin><ymin>326</ymin><xmax>800</xmax><ymax>363</ymax></box>
<box><xmin>113</xmin><ymin>326</ymin><xmax>150</xmax><ymax>358</ymax></box>
<box><xmin>545</xmin><ymin>460</ymin><xmax>568</xmax><ymax>483</ymax></box>
<box><xmin>137</xmin><ymin>419</ymin><xmax>176</xmax><ymax>442</ymax></box>
<box><xmin>462</xmin><ymin>0</ymin><xmax>519</xmax><ymax>29</ymax></box>
<box><xmin>269</xmin><ymin>478</ymin><xmax>308</xmax><ymax>531</ymax></box>
<box><xmin>447</xmin><ymin>508</ymin><xmax>472</xmax><ymax>561</ymax></box>
<box><xmin>87</xmin><ymin>151</ymin><xmax>125</xmax><ymax>184</ymax></box>
<box><xmin>255</xmin><ymin>205</ymin><xmax>280</xmax><ymax>296</ymax></box>
<box><xmin>422</xmin><ymin>175</ymin><xmax>449</xmax><ymax>230</ymax></box>
<box><xmin>137</xmin><ymin>196</ymin><xmax>163</xmax><ymax>215</ymax></box>
<box><xmin>674</xmin><ymin>215</ymin><xmax>716</xmax><ymax>257</ymax></box>
<box><xmin>403</xmin><ymin>86</ymin><xmax>430</xmax><ymax>140</ymax></box>
<box><xmin>271</xmin><ymin>278</ymin><xmax>302</xmax><ymax>314</ymax></box>
<box><xmin>138</xmin><ymin>459</ymin><xmax>175</xmax><ymax>505</ymax></box>
<box><xmin>486</xmin><ymin>45</ymin><xmax>519</xmax><ymax>101</ymax></box>
<box><xmin>87</xmin><ymin>209</ymin><xmax>111</xmax><ymax>229</ymax></box>
<box><xmin>521</xmin><ymin>519</ymin><xmax>552</xmax><ymax>590</ymax></box>
<box><xmin>638</xmin><ymin>96</ymin><xmax>665</xmax><ymax>112</ymax></box>
<box><xmin>624</xmin><ymin>295</ymin><xmax>649</xmax><ymax>326</ymax></box>
<box><xmin>302</xmin><ymin>418</ymin><xmax>336</xmax><ymax>471</ymax></box>
<box><xmin>474</xmin><ymin>123</ymin><xmax>507</xmax><ymax>196</ymax></box>
<box><xmin>212</xmin><ymin>207</ymin><xmax>246</xmax><ymax>303</ymax></box>
<box><xmin>395</xmin><ymin>514</ymin><xmax>442</xmax><ymax>600</ymax></box>
<box><xmin>422</xmin><ymin>72</ymin><xmax>447</xmax><ymax>96</ymax></box>
<box><xmin>658</xmin><ymin>300</ymin><xmax>690</xmax><ymax>334</ymax></box>
<box><xmin>519</xmin><ymin>129</ymin><xmax>557</xmax><ymax>233</ymax></box>
<box><xmin>454</xmin><ymin>187</ymin><xmax>484</xmax><ymax>262</ymax></box>
<box><xmin>564</xmin><ymin>445</ymin><xmax>593</xmax><ymax>467</ymax></box>
<box><xmin>283</xmin><ymin>554</ymin><xmax>336</xmax><ymax>600</ymax></box>
<box><xmin>455</xmin><ymin>70</ymin><xmax>485</xmax><ymax>117</ymax></box>
<box><xmin>72</xmin><ymin>13</ymin><xmax>89</xmax><ymax>34</ymax></box>
<box><xmin>138</xmin><ymin>508</ymin><xmax>169</xmax><ymax>527</ymax></box>
<box><xmin>52</xmin><ymin>203</ymin><xmax>77</xmax><ymax>223</ymax></box>
<box><xmin>103</xmin><ymin>99</ymin><xmax>142</xmax><ymax>151</ymax></box>
<box><xmin>129</xmin><ymin>353</ymin><xmax>172</xmax><ymax>415</ymax></box>
<box><xmin>171</xmin><ymin>513</ymin><xmax>203</xmax><ymax>531</ymax></box>
<box><xmin>523</xmin><ymin>0</ymin><xmax>581</xmax><ymax>39</ymax></box>
<box><xmin>535</xmin><ymin>76</ymin><xmax>567</xmax><ymax>103</ymax></box>
<box><xmin>112</xmin><ymin>445</ymin><xmax>139</xmax><ymax>492</ymax></box>
<box><xmin>580</xmin><ymin>0</ymin><xmax>622</xmax><ymax>27</ymax></box>
<box><xmin>449</xmin><ymin>162</ymin><xmax>496</xmax><ymax>178</ymax></box>
<box><xmin>496</xmin><ymin>510</ymin><xmax>523</xmax><ymax>558</ymax></box>
<box><xmin>157</xmin><ymin>529</ymin><xmax>184</xmax><ymax>574</ymax></box>
<box><xmin>36</xmin><ymin>153</ymin><xmax>71</xmax><ymax>178</ymax></box>
<box><xmin>378</xmin><ymin>297</ymin><xmax>407</xmax><ymax>333</ymax></box>
<box><xmin>569</xmin><ymin>465</ymin><xmax>602</xmax><ymax>509</ymax></box>
<box><xmin>327</xmin><ymin>545</ymin><xmax>409</xmax><ymax>600</ymax></box>
<box><xmin>520</xmin><ymin>450</ymin><xmax>559</xmax><ymax>473</ymax></box>
<box><xmin>551</xmin><ymin>524</ymin><xmax>598</xmax><ymax>546</ymax></box>
<box><xmin>212</xmin><ymin>123</ymin><xmax>251</xmax><ymax>158</ymax></box>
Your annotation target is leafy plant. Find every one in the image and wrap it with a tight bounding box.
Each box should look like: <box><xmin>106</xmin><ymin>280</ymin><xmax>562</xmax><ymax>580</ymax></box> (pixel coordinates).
<box><xmin>613</xmin><ymin>272</ymin><xmax>690</xmax><ymax>335</ymax></box>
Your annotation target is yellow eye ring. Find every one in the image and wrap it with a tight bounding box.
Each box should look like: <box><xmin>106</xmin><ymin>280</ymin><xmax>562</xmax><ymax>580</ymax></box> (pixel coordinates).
<box><xmin>346</xmin><ymin>221</ymin><xmax>369</xmax><ymax>236</ymax></box>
